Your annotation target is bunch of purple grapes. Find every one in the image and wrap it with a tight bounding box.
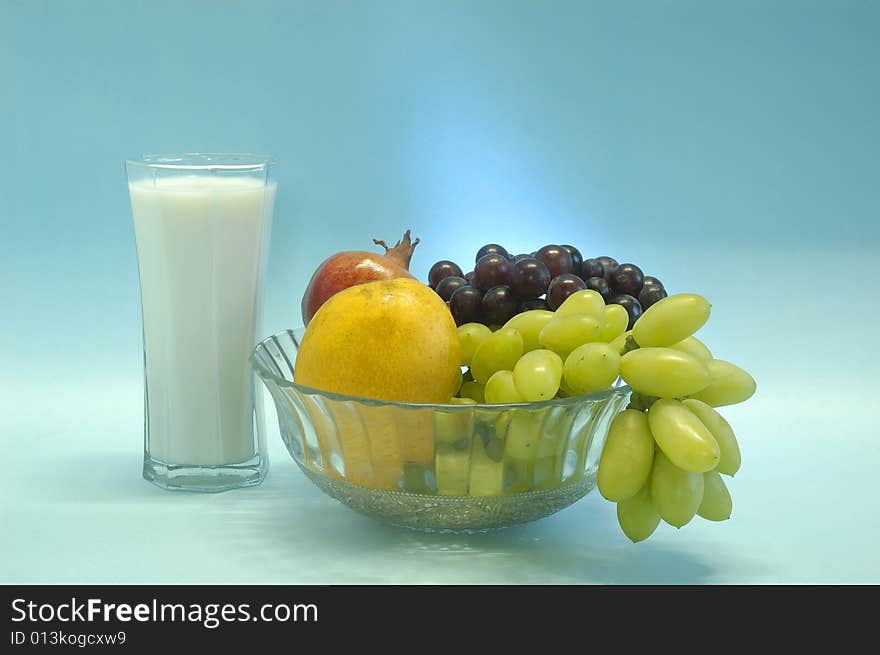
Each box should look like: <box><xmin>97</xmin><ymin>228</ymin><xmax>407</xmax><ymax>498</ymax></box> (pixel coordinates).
<box><xmin>428</xmin><ymin>243</ymin><xmax>668</xmax><ymax>329</ymax></box>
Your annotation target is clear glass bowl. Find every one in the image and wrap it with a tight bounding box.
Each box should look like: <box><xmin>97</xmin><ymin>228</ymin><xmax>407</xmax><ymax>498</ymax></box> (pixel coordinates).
<box><xmin>252</xmin><ymin>329</ymin><xmax>631</xmax><ymax>532</ymax></box>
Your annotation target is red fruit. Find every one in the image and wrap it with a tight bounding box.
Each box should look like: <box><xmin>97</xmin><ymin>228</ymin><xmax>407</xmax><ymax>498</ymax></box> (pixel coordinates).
<box><xmin>301</xmin><ymin>230</ymin><xmax>420</xmax><ymax>325</ymax></box>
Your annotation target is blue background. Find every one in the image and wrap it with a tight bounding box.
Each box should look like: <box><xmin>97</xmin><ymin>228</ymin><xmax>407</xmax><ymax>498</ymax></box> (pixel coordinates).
<box><xmin>2</xmin><ymin>0</ymin><xmax>878</xmax><ymax>583</ymax></box>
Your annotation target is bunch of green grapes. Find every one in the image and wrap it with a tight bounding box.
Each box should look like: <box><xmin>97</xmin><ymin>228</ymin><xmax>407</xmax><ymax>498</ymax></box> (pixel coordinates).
<box><xmin>452</xmin><ymin>290</ymin><xmax>756</xmax><ymax>543</ymax></box>
<box><xmin>597</xmin><ymin>294</ymin><xmax>755</xmax><ymax>542</ymax></box>
<box><xmin>454</xmin><ymin>288</ymin><xmax>629</xmax><ymax>404</ymax></box>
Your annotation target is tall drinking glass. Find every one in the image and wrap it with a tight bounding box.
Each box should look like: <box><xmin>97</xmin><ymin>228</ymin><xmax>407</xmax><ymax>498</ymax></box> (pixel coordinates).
<box><xmin>126</xmin><ymin>154</ymin><xmax>277</xmax><ymax>491</ymax></box>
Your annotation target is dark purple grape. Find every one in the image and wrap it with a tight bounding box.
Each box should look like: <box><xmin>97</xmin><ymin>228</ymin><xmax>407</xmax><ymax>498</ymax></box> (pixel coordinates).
<box><xmin>643</xmin><ymin>276</ymin><xmax>664</xmax><ymax>290</ymax></box>
<box><xmin>473</xmin><ymin>253</ymin><xmax>511</xmax><ymax>291</ymax></box>
<box><xmin>510</xmin><ymin>257</ymin><xmax>551</xmax><ymax>299</ymax></box>
<box><xmin>547</xmin><ymin>274</ymin><xmax>587</xmax><ymax>310</ymax></box>
<box><xmin>639</xmin><ymin>285</ymin><xmax>668</xmax><ymax>309</ymax></box>
<box><xmin>449</xmin><ymin>286</ymin><xmax>483</xmax><ymax>326</ymax></box>
<box><xmin>609</xmin><ymin>294</ymin><xmax>643</xmax><ymax>329</ymax></box>
<box><xmin>428</xmin><ymin>260</ymin><xmax>464</xmax><ymax>289</ymax></box>
<box><xmin>482</xmin><ymin>286</ymin><xmax>519</xmax><ymax>325</ymax></box>
<box><xmin>535</xmin><ymin>245</ymin><xmax>573</xmax><ymax>279</ymax></box>
<box><xmin>581</xmin><ymin>258</ymin><xmax>605</xmax><ymax>279</ymax></box>
<box><xmin>560</xmin><ymin>245</ymin><xmax>584</xmax><ymax>278</ymax></box>
<box><xmin>596</xmin><ymin>256</ymin><xmax>619</xmax><ymax>282</ymax></box>
<box><xmin>475</xmin><ymin>243</ymin><xmax>509</xmax><ymax>263</ymax></box>
<box><xmin>435</xmin><ymin>276</ymin><xmax>469</xmax><ymax>302</ymax></box>
<box><xmin>511</xmin><ymin>253</ymin><xmax>533</xmax><ymax>263</ymax></box>
<box><xmin>584</xmin><ymin>276</ymin><xmax>612</xmax><ymax>300</ymax></box>
<box><xmin>464</xmin><ymin>270</ymin><xmax>475</xmax><ymax>283</ymax></box>
<box><xmin>609</xmin><ymin>263</ymin><xmax>645</xmax><ymax>297</ymax></box>
<box><xmin>519</xmin><ymin>298</ymin><xmax>550</xmax><ymax>312</ymax></box>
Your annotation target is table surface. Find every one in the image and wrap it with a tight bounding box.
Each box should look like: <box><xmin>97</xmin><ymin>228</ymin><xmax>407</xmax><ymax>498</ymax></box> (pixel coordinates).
<box><xmin>4</xmin><ymin>318</ymin><xmax>878</xmax><ymax>585</ymax></box>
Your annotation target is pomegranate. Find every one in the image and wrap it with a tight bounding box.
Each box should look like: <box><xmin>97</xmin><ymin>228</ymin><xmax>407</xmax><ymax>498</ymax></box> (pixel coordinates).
<box><xmin>300</xmin><ymin>230</ymin><xmax>420</xmax><ymax>326</ymax></box>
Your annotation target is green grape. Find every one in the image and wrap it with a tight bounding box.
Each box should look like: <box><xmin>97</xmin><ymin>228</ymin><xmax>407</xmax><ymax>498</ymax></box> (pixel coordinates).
<box><xmin>620</xmin><ymin>347</ymin><xmax>711</xmax><ymax>398</ymax></box>
<box><xmin>494</xmin><ymin>410</ymin><xmax>512</xmax><ymax>437</ymax></box>
<box><xmin>533</xmin><ymin>407</ymin><xmax>570</xmax><ymax>489</ymax></box>
<box><xmin>470</xmin><ymin>327</ymin><xmax>524</xmax><ymax>384</ymax></box>
<box><xmin>555</xmin><ymin>289</ymin><xmax>606</xmax><ymax>320</ymax></box>
<box><xmin>688</xmin><ymin>359</ymin><xmax>757</xmax><ymax>407</ymax></box>
<box><xmin>563</xmin><ymin>342</ymin><xmax>621</xmax><ymax>395</ymax></box>
<box><xmin>469</xmin><ymin>430</ymin><xmax>504</xmax><ymax>495</ymax></box>
<box><xmin>681</xmin><ymin>399</ymin><xmax>741</xmax><ymax>475</ymax></box>
<box><xmin>450</xmin><ymin>397</ymin><xmax>477</xmax><ymax>405</ymax></box>
<box><xmin>617</xmin><ymin>484</ymin><xmax>661</xmax><ymax>542</ymax></box>
<box><xmin>512</xmin><ymin>349</ymin><xmax>563</xmax><ymax>402</ymax></box>
<box><xmin>597</xmin><ymin>409</ymin><xmax>654</xmax><ymax>501</ymax></box>
<box><xmin>435</xmin><ymin>447</ymin><xmax>471</xmax><ymax>495</ymax></box>
<box><xmin>600</xmin><ymin>303</ymin><xmax>629</xmax><ymax>343</ymax></box>
<box><xmin>538</xmin><ymin>314</ymin><xmax>602</xmax><ymax>359</ymax></box>
<box><xmin>502</xmin><ymin>409</ymin><xmax>542</xmax><ymax>491</ymax></box>
<box><xmin>459</xmin><ymin>381</ymin><xmax>486</xmax><ymax>404</ymax></box>
<box><xmin>557</xmin><ymin>376</ymin><xmax>577</xmax><ymax>397</ymax></box>
<box><xmin>457</xmin><ymin>322</ymin><xmax>493</xmax><ymax>366</ymax></box>
<box><xmin>434</xmin><ymin>409</ymin><xmax>473</xmax><ymax>446</ymax></box>
<box><xmin>650</xmin><ymin>450</ymin><xmax>705</xmax><ymax>528</ymax></box>
<box><xmin>484</xmin><ymin>370</ymin><xmax>522</xmax><ymax>404</ymax></box>
<box><xmin>669</xmin><ymin>335</ymin><xmax>713</xmax><ymax>362</ymax></box>
<box><xmin>434</xmin><ymin>410</ymin><xmax>474</xmax><ymax>444</ymax></box>
<box><xmin>698</xmin><ymin>470</ymin><xmax>732</xmax><ymax>521</ymax></box>
<box><xmin>632</xmin><ymin>293</ymin><xmax>712</xmax><ymax>348</ymax></box>
<box><xmin>484</xmin><ymin>370</ymin><xmax>524</xmax><ymax>404</ymax></box>
<box><xmin>648</xmin><ymin>399</ymin><xmax>720</xmax><ymax>473</ymax></box>
<box><xmin>609</xmin><ymin>330</ymin><xmax>636</xmax><ymax>356</ymax></box>
<box><xmin>503</xmin><ymin>310</ymin><xmax>554</xmax><ymax>353</ymax></box>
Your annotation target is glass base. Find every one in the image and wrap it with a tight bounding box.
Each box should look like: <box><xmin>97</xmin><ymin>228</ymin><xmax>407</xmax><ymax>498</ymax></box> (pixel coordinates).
<box><xmin>143</xmin><ymin>453</ymin><xmax>268</xmax><ymax>492</ymax></box>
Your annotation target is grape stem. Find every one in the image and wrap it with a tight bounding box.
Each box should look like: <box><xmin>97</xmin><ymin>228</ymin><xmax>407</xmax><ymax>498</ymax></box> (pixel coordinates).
<box><xmin>373</xmin><ymin>230</ymin><xmax>420</xmax><ymax>269</ymax></box>
<box><xmin>621</xmin><ymin>335</ymin><xmax>640</xmax><ymax>355</ymax></box>
<box><xmin>628</xmin><ymin>392</ymin><xmax>659</xmax><ymax>412</ymax></box>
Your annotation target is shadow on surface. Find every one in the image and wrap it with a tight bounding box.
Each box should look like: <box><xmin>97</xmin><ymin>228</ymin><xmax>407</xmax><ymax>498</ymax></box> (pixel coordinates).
<box><xmin>202</xmin><ymin>467</ymin><xmax>756</xmax><ymax>585</ymax></box>
<box><xmin>29</xmin><ymin>453</ymin><xmax>765</xmax><ymax>584</ymax></box>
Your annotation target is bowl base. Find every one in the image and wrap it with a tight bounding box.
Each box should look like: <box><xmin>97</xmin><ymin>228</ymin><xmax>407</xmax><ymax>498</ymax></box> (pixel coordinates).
<box><xmin>297</xmin><ymin>462</ymin><xmax>594</xmax><ymax>532</ymax></box>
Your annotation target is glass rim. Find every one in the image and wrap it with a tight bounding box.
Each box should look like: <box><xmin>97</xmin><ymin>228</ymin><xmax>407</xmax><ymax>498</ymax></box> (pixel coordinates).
<box><xmin>126</xmin><ymin>153</ymin><xmax>278</xmax><ymax>171</ymax></box>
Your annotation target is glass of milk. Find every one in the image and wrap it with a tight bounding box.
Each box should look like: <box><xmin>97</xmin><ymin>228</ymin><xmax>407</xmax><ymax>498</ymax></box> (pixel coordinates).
<box><xmin>126</xmin><ymin>154</ymin><xmax>277</xmax><ymax>491</ymax></box>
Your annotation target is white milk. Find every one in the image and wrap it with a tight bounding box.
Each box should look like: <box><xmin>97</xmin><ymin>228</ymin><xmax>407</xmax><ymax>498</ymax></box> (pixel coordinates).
<box><xmin>130</xmin><ymin>175</ymin><xmax>275</xmax><ymax>465</ymax></box>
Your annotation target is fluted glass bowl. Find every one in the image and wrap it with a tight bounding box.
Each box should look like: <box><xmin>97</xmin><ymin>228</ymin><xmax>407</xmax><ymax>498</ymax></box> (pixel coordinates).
<box><xmin>252</xmin><ymin>329</ymin><xmax>631</xmax><ymax>532</ymax></box>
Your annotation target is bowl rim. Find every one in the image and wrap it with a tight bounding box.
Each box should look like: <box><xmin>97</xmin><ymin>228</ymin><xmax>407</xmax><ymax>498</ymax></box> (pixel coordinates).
<box><xmin>252</xmin><ymin>329</ymin><xmax>632</xmax><ymax>411</ymax></box>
